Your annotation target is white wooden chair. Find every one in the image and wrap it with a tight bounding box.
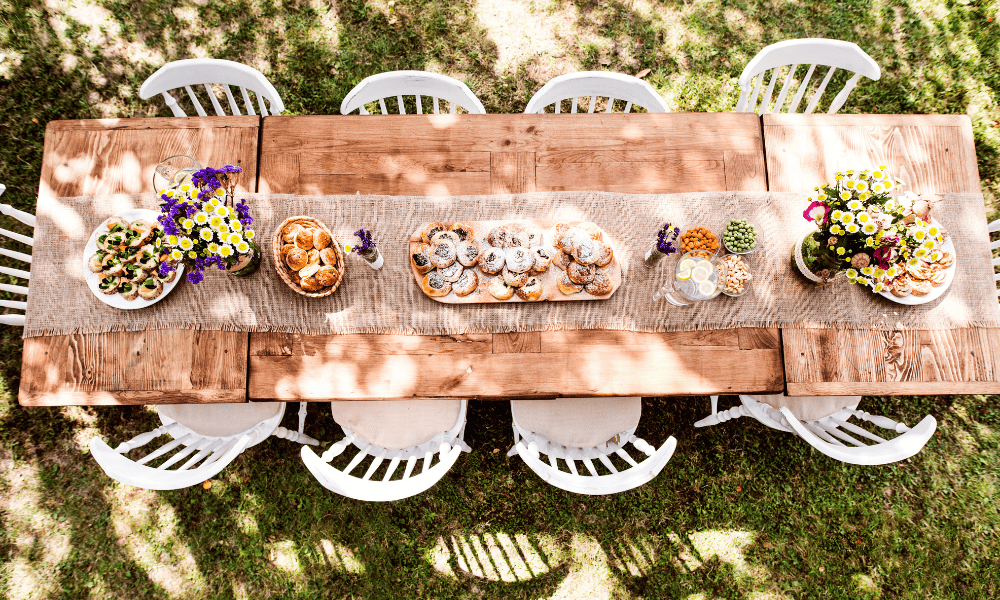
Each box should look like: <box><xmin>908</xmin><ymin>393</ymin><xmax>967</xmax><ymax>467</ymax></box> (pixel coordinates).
<box><xmin>735</xmin><ymin>39</ymin><xmax>881</xmax><ymax>115</ymax></box>
<box><xmin>507</xmin><ymin>397</ymin><xmax>676</xmax><ymax>495</ymax></box>
<box><xmin>139</xmin><ymin>58</ymin><xmax>285</xmax><ymax>117</ymax></box>
<box><xmin>524</xmin><ymin>71</ymin><xmax>670</xmax><ymax>114</ymax></box>
<box><xmin>90</xmin><ymin>402</ymin><xmax>317</xmax><ymax>490</ymax></box>
<box><xmin>340</xmin><ymin>71</ymin><xmax>486</xmax><ymax>115</ymax></box>
<box><xmin>0</xmin><ymin>184</ymin><xmax>33</xmax><ymax>327</ymax></box>
<box><xmin>696</xmin><ymin>394</ymin><xmax>936</xmax><ymax>465</ymax></box>
<box><xmin>302</xmin><ymin>399</ymin><xmax>471</xmax><ymax>502</ymax></box>
<box><xmin>989</xmin><ymin>219</ymin><xmax>1000</xmax><ymax>297</ymax></box>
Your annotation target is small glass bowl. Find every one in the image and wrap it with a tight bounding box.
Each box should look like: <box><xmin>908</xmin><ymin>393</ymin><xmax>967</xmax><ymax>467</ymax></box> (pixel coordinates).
<box><xmin>678</xmin><ymin>226</ymin><xmax>722</xmax><ymax>259</ymax></box>
<box><xmin>152</xmin><ymin>154</ymin><xmax>202</xmax><ymax>194</ymax></box>
<box><xmin>721</xmin><ymin>214</ymin><xmax>761</xmax><ymax>255</ymax></box>
<box><xmin>720</xmin><ymin>254</ymin><xmax>752</xmax><ymax>297</ymax></box>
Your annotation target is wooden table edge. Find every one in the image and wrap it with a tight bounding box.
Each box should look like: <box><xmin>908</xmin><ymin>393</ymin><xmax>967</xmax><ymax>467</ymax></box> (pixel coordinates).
<box><xmin>17</xmin><ymin>387</ymin><xmax>247</xmax><ymax>407</ymax></box>
<box><xmin>762</xmin><ymin>113</ymin><xmax>972</xmax><ymax>127</ymax></box>
<box><xmin>46</xmin><ymin>115</ymin><xmax>261</xmax><ymax>133</ymax></box>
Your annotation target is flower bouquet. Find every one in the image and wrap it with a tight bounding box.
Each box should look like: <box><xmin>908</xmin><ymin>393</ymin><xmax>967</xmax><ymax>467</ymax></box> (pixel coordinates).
<box><xmin>796</xmin><ymin>167</ymin><xmax>950</xmax><ymax>297</ymax></box>
<box><xmin>156</xmin><ymin>165</ymin><xmax>261</xmax><ymax>283</ymax></box>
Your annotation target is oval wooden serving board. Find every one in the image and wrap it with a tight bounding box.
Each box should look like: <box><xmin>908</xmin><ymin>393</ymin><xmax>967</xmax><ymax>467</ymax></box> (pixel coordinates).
<box><xmin>409</xmin><ymin>220</ymin><xmax>623</xmax><ymax>304</ymax></box>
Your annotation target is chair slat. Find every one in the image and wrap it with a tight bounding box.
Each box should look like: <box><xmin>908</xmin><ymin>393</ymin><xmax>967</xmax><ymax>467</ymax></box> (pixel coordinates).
<box><xmin>402</xmin><ymin>455</ymin><xmax>417</xmax><ymax>479</ymax></box>
<box><xmin>614</xmin><ymin>447</ymin><xmax>639</xmax><ymax>468</ymax></box>
<box><xmin>0</xmin><ymin>283</ymin><xmax>28</xmax><ymax>295</ymax></box>
<box><xmin>415</xmin><ymin>94</ymin><xmax>423</xmax><ymax>114</ymax></box>
<box><xmin>201</xmin><ymin>438</ymin><xmax>240</xmax><ymax>468</ymax></box>
<box><xmin>588</xmin><ymin>96</ymin><xmax>597</xmax><ymax>113</ymax></box>
<box><xmin>343</xmin><ymin>443</ymin><xmax>370</xmax><ymax>475</ymax></box>
<box><xmin>803</xmin><ymin>422</ymin><xmax>845</xmax><ymax>446</ymax></box>
<box><xmin>582</xmin><ymin>458</ymin><xmax>599</xmax><ymax>477</ymax></box>
<box><xmin>828</xmin><ymin>72</ymin><xmax>862</xmax><ymax>114</ymax></box>
<box><xmin>830</xmin><ymin>418</ymin><xmax>888</xmax><ymax>444</ymax></box>
<box><xmin>571</xmin><ymin>98</ymin><xmax>578</xmax><ymax>113</ymax></box>
<box><xmin>0</xmin><ymin>248</ymin><xmax>31</xmax><ymax>263</ymax></box>
<box><xmin>554</xmin><ymin>99</ymin><xmax>560</xmax><ymax>114</ymax></box>
<box><xmin>0</xmin><ymin>204</ymin><xmax>37</xmax><ymax>228</ymax></box>
<box><xmin>184</xmin><ymin>85</ymin><xmax>208</xmax><ymax>117</ymax></box>
<box><xmin>422</xmin><ymin>449</ymin><xmax>433</xmax><ymax>473</ymax></box>
<box><xmin>239</xmin><ymin>86</ymin><xmax>256</xmax><ymax>116</ymax></box>
<box><xmin>378</xmin><ymin>97</ymin><xmax>388</xmax><ymax>114</ymax></box>
<box><xmin>0</xmin><ymin>314</ymin><xmax>25</xmax><ymax>326</ymax></box>
<box><xmin>816</xmin><ymin>422</ymin><xmax>867</xmax><ymax>446</ymax></box>
<box><xmin>397</xmin><ymin>95</ymin><xmax>406</xmax><ymax>115</ymax></box>
<box><xmin>748</xmin><ymin>74</ymin><xmax>764</xmax><ymax>114</ymax></box>
<box><xmin>565</xmin><ymin>458</ymin><xmax>579</xmax><ymax>476</ymax></box>
<box><xmin>450</xmin><ymin>100</ymin><xmax>456</xmax><ymax>114</ymax></box>
<box><xmin>598</xmin><ymin>454</ymin><xmax>619</xmax><ymax>474</ymax></box>
<box><xmin>179</xmin><ymin>439</ymin><xmax>224</xmax><ymax>470</ymax></box>
<box><xmin>382</xmin><ymin>456</ymin><xmax>401</xmax><ymax>481</ymax></box>
<box><xmin>605</xmin><ymin>96</ymin><xmax>616</xmax><ymax>113</ymax></box>
<box><xmin>759</xmin><ymin>68</ymin><xmax>780</xmax><ymax>114</ymax></box>
<box><xmin>160</xmin><ymin>91</ymin><xmax>186</xmax><ymax>117</ymax></box>
<box><xmin>158</xmin><ymin>438</ymin><xmax>206</xmax><ymax>470</ymax></box>
<box><xmin>804</xmin><ymin>66</ymin><xmax>837</xmax><ymax>114</ymax></box>
<box><xmin>774</xmin><ymin>64</ymin><xmax>799</xmax><ymax>113</ymax></box>
<box><xmin>623</xmin><ymin>101</ymin><xmax>632</xmax><ymax>113</ymax></box>
<box><xmin>362</xmin><ymin>456</ymin><xmax>384</xmax><ymax>481</ymax></box>
<box><xmin>203</xmin><ymin>84</ymin><xmax>226</xmax><ymax>116</ymax></box>
<box><xmin>0</xmin><ymin>227</ymin><xmax>33</xmax><ymax>246</ymax></box>
<box><xmin>137</xmin><ymin>434</ymin><xmax>191</xmax><ymax>465</ymax></box>
<box><xmin>0</xmin><ymin>266</ymin><xmax>29</xmax><ymax>280</ymax></box>
<box><xmin>0</xmin><ymin>299</ymin><xmax>27</xmax><ymax>310</ymax></box>
<box><xmin>223</xmin><ymin>84</ymin><xmax>241</xmax><ymax>115</ymax></box>
<box><xmin>788</xmin><ymin>64</ymin><xmax>817</xmax><ymax>113</ymax></box>
<box><xmin>433</xmin><ymin>96</ymin><xmax>440</xmax><ymax>114</ymax></box>
<box><xmin>257</xmin><ymin>94</ymin><xmax>269</xmax><ymax>117</ymax></box>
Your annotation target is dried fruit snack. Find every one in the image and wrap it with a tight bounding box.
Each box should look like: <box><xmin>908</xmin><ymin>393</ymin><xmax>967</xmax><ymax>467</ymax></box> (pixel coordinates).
<box><xmin>680</xmin><ymin>227</ymin><xmax>719</xmax><ymax>254</ymax></box>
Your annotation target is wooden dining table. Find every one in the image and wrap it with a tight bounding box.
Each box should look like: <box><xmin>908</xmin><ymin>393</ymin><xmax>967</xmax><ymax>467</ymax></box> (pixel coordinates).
<box><xmin>16</xmin><ymin>112</ymin><xmax>996</xmax><ymax>406</ymax></box>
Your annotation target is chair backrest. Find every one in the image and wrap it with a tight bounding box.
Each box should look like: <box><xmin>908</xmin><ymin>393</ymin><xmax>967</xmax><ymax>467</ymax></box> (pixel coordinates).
<box><xmin>0</xmin><ymin>184</ymin><xmax>33</xmax><ymax>327</ymax></box>
<box><xmin>524</xmin><ymin>71</ymin><xmax>670</xmax><ymax>114</ymax></box>
<box><xmin>508</xmin><ymin>398</ymin><xmax>675</xmax><ymax>495</ymax></box>
<box><xmin>990</xmin><ymin>220</ymin><xmax>1000</xmax><ymax>297</ymax></box>
<box><xmin>89</xmin><ymin>403</ymin><xmax>313</xmax><ymax>490</ymax></box>
<box><xmin>736</xmin><ymin>39</ymin><xmax>880</xmax><ymax>115</ymax></box>
<box><xmin>139</xmin><ymin>58</ymin><xmax>285</xmax><ymax>117</ymax></box>
<box><xmin>340</xmin><ymin>71</ymin><xmax>486</xmax><ymax>115</ymax></box>
<box><xmin>301</xmin><ymin>400</ymin><xmax>470</xmax><ymax>501</ymax></box>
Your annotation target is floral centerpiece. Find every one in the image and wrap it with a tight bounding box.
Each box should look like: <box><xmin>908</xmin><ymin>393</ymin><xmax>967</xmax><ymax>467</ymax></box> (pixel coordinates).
<box><xmin>156</xmin><ymin>165</ymin><xmax>261</xmax><ymax>283</ymax></box>
<box><xmin>643</xmin><ymin>222</ymin><xmax>680</xmax><ymax>267</ymax></box>
<box><xmin>344</xmin><ymin>228</ymin><xmax>383</xmax><ymax>270</ymax></box>
<box><xmin>797</xmin><ymin>166</ymin><xmax>948</xmax><ymax>295</ymax></box>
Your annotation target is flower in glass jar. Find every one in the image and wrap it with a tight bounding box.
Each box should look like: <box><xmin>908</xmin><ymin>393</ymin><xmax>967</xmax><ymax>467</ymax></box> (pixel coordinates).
<box><xmin>179</xmin><ymin>238</ymin><xmax>194</xmax><ymax>251</ymax></box>
<box><xmin>219</xmin><ymin>245</ymin><xmax>234</xmax><ymax>258</ymax></box>
<box><xmin>862</xmin><ymin>223</ymin><xmax>877</xmax><ymax>234</ymax></box>
<box><xmin>841</xmin><ymin>212</ymin><xmax>855</xmax><ymax>224</ymax></box>
<box><xmin>199</xmin><ymin>229</ymin><xmax>214</xmax><ymax>242</ymax></box>
<box><xmin>803</xmin><ymin>201</ymin><xmax>830</xmax><ymax>224</ymax></box>
<box><xmin>846</xmin><ymin>223</ymin><xmax>860</xmax><ymax>234</ymax></box>
<box><xmin>236</xmin><ymin>241</ymin><xmax>250</xmax><ymax>253</ymax></box>
<box><xmin>245</xmin><ymin>229</ymin><xmax>256</xmax><ymax>240</ymax></box>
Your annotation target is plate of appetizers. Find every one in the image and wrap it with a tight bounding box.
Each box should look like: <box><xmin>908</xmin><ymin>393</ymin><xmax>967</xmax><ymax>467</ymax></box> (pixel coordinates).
<box><xmin>878</xmin><ymin>219</ymin><xmax>956</xmax><ymax>306</ymax></box>
<box><xmin>82</xmin><ymin>209</ymin><xmax>183</xmax><ymax>309</ymax></box>
<box><xmin>408</xmin><ymin>220</ymin><xmax>622</xmax><ymax>304</ymax></box>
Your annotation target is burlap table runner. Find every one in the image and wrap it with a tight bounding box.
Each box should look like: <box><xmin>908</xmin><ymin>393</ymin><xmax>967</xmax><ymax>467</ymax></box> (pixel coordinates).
<box><xmin>23</xmin><ymin>191</ymin><xmax>1000</xmax><ymax>338</ymax></box>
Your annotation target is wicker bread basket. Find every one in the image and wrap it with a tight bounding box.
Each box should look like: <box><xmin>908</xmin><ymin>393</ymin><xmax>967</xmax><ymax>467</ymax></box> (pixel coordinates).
<box><xmin>272</xmin><ymin>216</ymin><xmax>345</xmax><ymax>298</ymax></box>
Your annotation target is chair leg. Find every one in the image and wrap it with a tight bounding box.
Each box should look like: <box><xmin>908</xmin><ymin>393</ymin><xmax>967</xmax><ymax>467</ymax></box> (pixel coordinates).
<box><xmin>273</xmin><ymin>426</ymin><xmax>319</xmax><ymax>446</ymax></box>
<box><xmin>298</xmin><ymin>402</ymin><xmax>308</xmax><ymax>435</ymax></box>
<box><xmin>506</xmin><ymin>424</ymin><xmax>520</xmax><ymax>457</ymax></box>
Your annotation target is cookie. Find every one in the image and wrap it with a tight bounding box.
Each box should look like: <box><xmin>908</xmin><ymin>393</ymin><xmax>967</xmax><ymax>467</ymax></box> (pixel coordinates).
<box><xmin>453</xmin><ymin>269</ymin><xmax>479</xmax><ymax>296</ymax></box>
<box><xmin>585</xmin><ymin>270</ymin><xmax>614</xmax><ymax>296</ymax></box>
<box><xmin>487</xmin><ymin>276</ymin><xmax>515</xmax><ymax>300</ymax></box>
<box><xmin>457</xmin><ymin>241</ymin><xmax>481</xmax><ymax>267</ymax></box>
<box><xmin>430</xmin><ymin>240</ymin><xmax>458</xmax><ymax>269</ymax></box>
<box><xmin>567</xmin><ymin>261</ymin><xmax>596</xmax><ymax>285</ymax></box>
<box><xmin>515</xmin><ymin>276</ymin><xmax>543</xmax><ymax>301</ymax></box>
<box><xmin>556</xmin><ymin>270</ymin><xmax>583</xmax><ymax>295</ymax></box>
<box><xmin>478</xmin><ymin>247</ymin><xmax>506</xmax><ymax>275</ymax></box>
<box><xmin>439</xmin><ymin>262</ymin><xmax>464</xmax><ymax>283</ymax></box>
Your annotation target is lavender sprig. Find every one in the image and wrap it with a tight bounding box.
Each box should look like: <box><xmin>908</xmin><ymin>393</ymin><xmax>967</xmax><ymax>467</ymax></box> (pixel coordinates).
<box><xmin>351</xmin><ymin>229</ymin><xmax>377</xmax><ymax>255</ymax></box>
<box><xmin>656</xmin><ymin>222</ymin><xmax>680</xmax><ymax>255</ymax></box>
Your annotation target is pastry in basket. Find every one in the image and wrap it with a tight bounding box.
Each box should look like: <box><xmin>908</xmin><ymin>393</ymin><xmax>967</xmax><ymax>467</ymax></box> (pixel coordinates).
<box><xmin>285</xmin><ymin>247</ymin><xmax>308</xmax><ymax>271</ymax></box>
<box><xmin>478</xmin><ymin>247</ymin><xmax>505</xmax><ymax>275</ymax></box>
<box><xmin>430</xmin><ymin>240</ymin><xmax>457</xmax><ymax>268</ymax></box>
<box><xmin>453</xmin><ymin>269</ymin><xmax>479</xmax><ymax>296</ymax></box>
<box><xmin>313</xmin><ymin>229</ymin><xmax>332</xmax><ymax>250</ymax></box>
<box><xmin>138</xmin><ymin>277</ymin><xmax>163</xmax><ymax>301</ymax></box>
<box><xmin>487</xmin><ymin>276</ymin><xmax>515</xmax><ymax>300</ymax></box>
<box><xmin>410</xmin><ymin>243</ymin><xmax>433</xmax><ymax>275</ymax></box>
<box><xmin>552</xmin><ymin>251</ymin><xmax>572</xmax><ymax>271</ymax></box>
<box><xmin>439</xmin><ymin>262</ymin><xmax>464</xmax><ymax>283</ymax></box>
<box><xmin>300</xmin><ymin>276</ymin><xmax>323</xmax><ymax>293</ymax></box>
<box><xmin>282</xmin><ymin>223</ymin><xmax>302</xmax><ymax>243</ymax></box>
<box><xmin>421</xmin><ymin>271</ymin><xmax>452</xmax><ymax>297</ymax></box>
<box><xmin>505</xmin><ymin>247</ymin><xmax>534</xmax><ymax>273</ymax></box>
<box><xmin>451</xmin><ymin>223</ymin><xmax>475</xmax><ymax>243</ymax></box>
<box><xmin>567</xmin><ymin>261</ymin><xmax>595</xmax><ymax>285</ymax></box>
<box><xmin>420</xmin><ymin>222</ymin><xmax>448</xmax><ymax>245</ymax></box>
<box><xmin>515</xmin><ymin>276</ymin><xmax>543</xmax><ymax>301</ymax></box>
<box><xmin>320</xmin><ymin>247</ymin><xmax>339</xmax><ymax>267</ymax></box>
<box><xmin>557</xmin><ymin>270</ymin><xmax>583</xmax><ymax>295</ymax></box>
<box><xmin>502</xmin><ymin>267</ymin><xmax>528</xmax><ymax>288</ymax></box>
<box><xmin>431</xmin><ymin>230</ymin><xmax>461</xmax><ymax>245</ymax></box>
<box><xmin>315</xmin><ymin>266</ymin><xmax>340</xmax><ymax>287</ymax></box>
<box><xmin>295</xmin><ymin>227</ymin><xmax>314</xmax><ymax>250</ymax></box>
<box><xmin>456</xmin><ymin>241</ymin><xmax>481</xmax><ymax>267</ymax></box>
<box><xmin>529</xmin><ymin>246</ymin><xmax>552</xmax><ymax>274</ymax></box>
<box><xmin>307</xmin><ymin>249</ymin><xmax>321</xmax><ymax>266</ymax></box>
<box><xmin>585</xmin><ymin>270</ymin><xmax>614</xmax><ymax>296</ymax></box>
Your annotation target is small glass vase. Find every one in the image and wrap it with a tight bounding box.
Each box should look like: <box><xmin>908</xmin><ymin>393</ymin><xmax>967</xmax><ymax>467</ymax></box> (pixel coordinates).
<box><xmin>644</xmin><ymin>245</ymin><xmax>668</xmax><ymax>267</ymax></box>
<box><xmin>153</xmin><ymin>155</ymin><xmax>202</xmax><ymax>193</ymax></box>
<box><xmin>228</xmin><ymin>240</ymin><xmax>262</xmax><ymax>277</ymax></box>
<box><xmin>361</xmin><ymin>247</ymin><xmax>384</xmax><ymax>270</ymax></box>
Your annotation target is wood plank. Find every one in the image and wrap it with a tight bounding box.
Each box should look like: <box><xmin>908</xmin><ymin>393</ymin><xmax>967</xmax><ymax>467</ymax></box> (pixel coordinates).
<box><xmin>249</xmin><ymin>346</ymin><xmax>784</xmax><ymax>400</ymax></box>
<box><xmin>788</xmin><ymin>381</ymin><xmax>1000</xmax><ymax>396</ymax></box>
<box><xmin>22</xmin><ymin>117</ymin><xmax>260</xmax><ymax>406</ymax></box>
<box><xmin>539</xmin><ymin>329</ymin><xmax>742</xmax><ymax>351</ymax></box>
<box><xmin>738</xmin><ymin>327</ymin><xmax>781</xmax><ymax>350</ymax></box>
<box><xmin>250</xmin><ymin>333</ymin><xmax>493</xmax><ymax>357</ymax></box>
<box><xmin>490</xmin><ymin>152</ymin><xmax>536</xmax><ymax>194</ymax></box>
<box><xmin>257</xmin><ymin>152</ymin><xmax>299</xmax><ymax>194</ymax></box>
<box><xmin>724</xmin><ymin>150</ymin><xmax>767</xmax><ymax>192</ymax></box>
<box><xmin>493</xmin><ymin>333</ymin><xmax>541</xmax><ymax>354</ymax></box>
<box><xmin>19</xmin><ymin>330</ymin><xmax>249</xmax><ymax>406</ymax></box>
<box><xmin>300</xmin><ymin>152</ymin><xmax>490</xmax><ymax>175</ymax></box>
<box><xmin>536</xmin><ymin>161</ymin><xmax>725</xmax><ymax>193</ymax></box>
<box><xmin>292</xmin><ymin>172</ymin><xmax>492</xmax><ymax>196</ymax></box>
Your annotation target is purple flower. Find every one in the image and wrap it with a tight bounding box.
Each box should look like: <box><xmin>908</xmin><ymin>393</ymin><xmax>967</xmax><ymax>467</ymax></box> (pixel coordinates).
<box><xmin>158</xmin><ymin>262</ymin><xmax>176</xmax><ymax>277</ymax></box>
<box><xmin>656</xmin><ymin>223</ymin><xmax>680</xmax><ymax>254</ymax></box>
<box><xmin>351</xmin><ymin>229</ymin><xmax>377</xmax><ymax>255</ymax></box>
<box><xmin>872</xmin><ymin>246</ymin><xmax>893</xmax><ymax>269</ymax></box>
<box><xmin>187</xmin><ymin>270</ymin><xmax>204</xmax><ymax>284</ymax></box>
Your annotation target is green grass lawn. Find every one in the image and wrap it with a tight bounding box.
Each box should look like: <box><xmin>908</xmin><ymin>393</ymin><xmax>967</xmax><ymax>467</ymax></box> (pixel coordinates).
<box><xmin>1</xmin><ymin>0</ymin><xmax>999</xmax><ymax>598</ymax></box>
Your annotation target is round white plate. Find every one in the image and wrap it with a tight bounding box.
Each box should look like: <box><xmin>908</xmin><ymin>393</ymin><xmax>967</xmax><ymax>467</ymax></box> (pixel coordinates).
<box><xmin>878</xmin><ymin>218</ymin><xmax>956</xmax><ymax>305</ymax></box>
<box><xmin>82</xmin><ymin>209</ymin><xmax>184</xmax><ymax>309</ymax></box>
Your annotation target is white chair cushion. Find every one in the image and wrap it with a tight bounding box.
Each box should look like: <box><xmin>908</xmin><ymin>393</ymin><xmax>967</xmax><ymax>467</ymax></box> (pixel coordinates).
<box><xmin>751</xmin><ymin>394</ymin><xmax>861</xmax><ymax>421</ymax></box>
<box><xmin>330</xmin><ymin>400</ymin><xmax>462</xmax><ymax>450</ymax></box>
<box><xmin>511</xmin><ymin>397</ymin><xmax>641</xmax><ymax>448</ymax></box>
<box><xmin>158</xmin><ymin>402</ymin><xmax>283</xmax><ymax>437</ymax></box>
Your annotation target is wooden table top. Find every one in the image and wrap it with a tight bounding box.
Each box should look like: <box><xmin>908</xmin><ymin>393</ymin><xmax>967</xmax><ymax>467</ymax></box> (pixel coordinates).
<box><xmin>764</xmin><ymin>113</ymin><xmax>998</xmax><ymax>396</ymax></box>
<box><xmin>19</xmin><ymin>112</ymin><xmax>995</xmax><ymax>405</ymax></box>
<box><xmin>19</xmin><ymin>117</ymin><xmax>260</xmax><ymax>406</ymax></box>
<box><xmin>252</xmin><ymin>113</ymin><xmax>784</xmax><ymax>400</ymax></box>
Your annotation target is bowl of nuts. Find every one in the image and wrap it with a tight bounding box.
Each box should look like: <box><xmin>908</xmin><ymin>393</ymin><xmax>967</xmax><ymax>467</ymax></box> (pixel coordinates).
<box><xmin>721</xmin><ymin>253</ymin><xmax>752</xmax><ymax>297</ymax></box>
<box><xmin>722</xmin><ymin>215</ymin><xmax>760</xmax><ymax>255</ymax></box>
<box><xmin>680</xmin><ymin>226</ymin><xmax>720</xmax><ymax>257</ymax></box>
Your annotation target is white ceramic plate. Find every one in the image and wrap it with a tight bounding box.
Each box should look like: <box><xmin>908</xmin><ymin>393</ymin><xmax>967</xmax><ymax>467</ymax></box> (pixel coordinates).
<box><xmin>878</xmin><ymin>219</ymin><xmax>956</xmax><ymax>306</ymax></box>
<box><xmin>81</xmin><ymin>209</ymin><xmax>184</xmax><ymax>309</ymax></box>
